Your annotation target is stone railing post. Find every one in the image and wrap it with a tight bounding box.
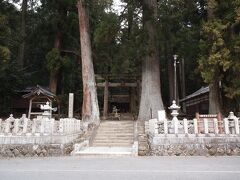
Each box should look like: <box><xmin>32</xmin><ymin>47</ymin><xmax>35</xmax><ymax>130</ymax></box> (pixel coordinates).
<box><xmin>164</xmin><ymin>119</ymin><xmax>168</xmax><ymax>134</ymax></box>
<box><xmin>20</xmin><ymin>114</ymin><xmax>28</xmax><ymax>134</ymax></box>
<box><xmin>213</xmin><ymin>118</ymin><xmax>219</xmax><ymax>134</ymax></box>
<box><xmin>234</xmin><ymin>117</ymin><xmax>239</xmax><ymax>135</ymax></box>
<box><xmin>40</xmin><ymin>118</ymin><xmax>46</xmax><ymax>135</ymax></box>
<box><xmin>32</xmin><ymin>118</ymin><xmax>37</xmax><ymax>135</ymax></box>
<box><xmin>174</xmin><ymin>118</ymin><xmax>178</xmax><ymax>134</ymax></box>
<box><xmin>193</xmin><ymin>118</ymin><xmax>198</xmax><ymax>134</ymax></box>
<box><xmin>59</xmin><ymin>119</ymin><xmax>64</xmax><ymax>134</ymax></box>
<box><xmin>66</xmin><ymin>119</ymin><xmax>69</xmax><ymax>133</ymax></box>
<box><xmin>61</xmin><ymin>119</ymin><xmax>64</xmax><ymax>133</ymax></box>
<box><xmin>71</xmin><ymin>119</ymin><xmax>74</xmax><ymax>133</ymax></box>
<box><xmin>68</xmin><ymin>93</ymin><xmax>74</xmax><ymax>118</ymax></box>
<box><xmin>68</xmin><ymin>119</ymin><xmax>70</xmax><ymax>133</ymax></box>
<box><xmin>224</xmin><ymin>118</ymin><xmax>230</xmax><ymax>135</ymax></box>
<box><xmin>44</xmin><ymin>118</ymin><xmax>52</xmax><ymax>136</ymax></box>
<box><xmin>64</xmin><ymin>119</ymin><xmax>67</xmax><ymax>133</ymax></box>
<box><xmin>22</xmin><ymin>118</ymin><xmax>29</xmax><ymax>134</ymax></box>
<box><xmin>183</xmin><ymin>118</ymin><xmax>188</xmax><ymax>135</ymax></box>
<box><xmin>5</xmin><ymin>114</ymin><xmax>14</xmax><ymax>134</ymax></box>
<box><xmin>78</xmin><ymin>120</ymin><xmax>81</xmax><ymax>132</ymax></box>
<box><xmin>50</xmin><ymin>118</ymin><xmax>55</xmax><ymax>134</ymax></box>
<box><xmin>0</xmin><ymin>118</ymin><xmax>4</xmax><ymax>136</ymax></box>
<box><xmin>4</xmin><ymin>120</ymin><xmax>11</xmax><ymax>134</ymax></box>
<box><xmin>13</xmin><ymin>118</ymin><xmax>20</xmax><ymax>135</ymax></box>
<box><xmin>0</xmin><ymin>119</ymin><xmax>2</xmax><ymax>135</ymax></box>
<box><xmin>204</xmin><ymin>118</ymin><xmax>209</xmax><ymax>134</ymax></box>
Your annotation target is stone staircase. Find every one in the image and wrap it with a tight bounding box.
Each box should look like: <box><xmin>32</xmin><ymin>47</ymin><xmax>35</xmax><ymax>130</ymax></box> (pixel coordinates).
<box><xmin>92</xmin><ymin>121</ymin><xmax>134</xmax><ymax>147</ymax></box>
<box><xmin>72</xmin><ymin>120</ymin><xmax>138</xmax><ymax>156</ymax></box>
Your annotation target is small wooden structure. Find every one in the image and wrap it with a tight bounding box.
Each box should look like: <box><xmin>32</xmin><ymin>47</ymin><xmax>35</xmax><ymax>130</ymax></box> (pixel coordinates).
<box><xmin>22</xmin><ymin>85</ymin><xmax>59</xmax><ymax>119</ymax></box>
<box><xmin>180</xmin><ymin>87</ymin><xmax>209</xmax><ymax>117</ymax></box>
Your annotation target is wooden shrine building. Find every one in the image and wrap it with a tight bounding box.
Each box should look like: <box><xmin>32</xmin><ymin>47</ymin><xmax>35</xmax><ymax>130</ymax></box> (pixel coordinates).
<box><xmin>22</xmin><ymin>85</ymin><xmax>59</xmax><ymax>119</ymax></box>
<box><xmin>96</xmin><ymin>74</ymin><xmax>140</xmax><ymax>120</ymax></box>
<box><xmin>180</xmin><ymin>86</ymin><xmax>209</xmax><ymax>117</ymax></box>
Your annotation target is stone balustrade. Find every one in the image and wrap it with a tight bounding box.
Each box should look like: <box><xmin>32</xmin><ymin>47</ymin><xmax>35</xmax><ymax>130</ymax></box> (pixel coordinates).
<box><xmin>147</xmin><ymin>112</ymin><xmax>240</xmax><ymax>137</ymax></box>
<box><xmin>0</xmin><ymin>114</ymin><xmax>82</xmax><ymax>137</ymax></box>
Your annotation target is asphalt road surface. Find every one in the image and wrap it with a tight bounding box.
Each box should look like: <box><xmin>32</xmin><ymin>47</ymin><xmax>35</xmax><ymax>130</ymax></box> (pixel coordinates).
<box><xmin>0</xmin><ymin>156</ymin><xmax>240</xmax><ymax>180</ymax></box>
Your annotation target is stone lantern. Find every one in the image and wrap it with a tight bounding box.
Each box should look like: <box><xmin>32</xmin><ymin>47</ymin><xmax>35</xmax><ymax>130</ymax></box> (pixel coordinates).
<box><xmin>40</xmin><ymin>101</ymin><xmax>57</xmax><ymax>119</ymax></box>
<box><xmin>169</xmin><ymin>100</ymin><xmax>181</xmax><ymax>134</ymax></box>
<box><xmin>228</xmin><ymin>112</ymin><xmax>237</xmax><ymax>134</ymax></box>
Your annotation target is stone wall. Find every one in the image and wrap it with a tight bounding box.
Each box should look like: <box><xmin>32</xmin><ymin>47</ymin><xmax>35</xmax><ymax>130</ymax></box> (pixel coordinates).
<box><xmin>137</xmin><ymin>121</ymin><xmax>150</xmax><ymax>156</ymax></box>
<box><xmin>0</xmin><ymin>143</ymin><xmax>74</xmax><ymax>158</ymax></box>
<box><xmin>0</xmin><ymin>122</ymin><xmax>97</xmax><ymax>158</ymax></box>
<box><xmin>0</xmin><ymin>133</ymin><xmax>82</xmax><ymax>145</ymax></box>
<box><xmin>149</xmin><ymin>135</ymin><xmax>240</xmax><ymax>156</ymax></box>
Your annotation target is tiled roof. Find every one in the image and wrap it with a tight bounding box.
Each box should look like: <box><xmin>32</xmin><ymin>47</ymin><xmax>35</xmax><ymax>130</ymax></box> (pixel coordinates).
<box><xmin>22</xmin><ymin>85</ymin><xmax>56</xmax><ymax>99</ymax></box>
<box><xmin>180</xmin><ymin>86</ymin><xmax>209</xmax><ymax>102</ymax></box>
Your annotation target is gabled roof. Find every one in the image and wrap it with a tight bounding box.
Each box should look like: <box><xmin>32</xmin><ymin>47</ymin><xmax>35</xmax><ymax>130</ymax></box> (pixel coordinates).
<box><xmin>180</xmin><ymin>86</ymin><xmax>209</xmax><ymax>102</ymax></box>
<box><xmin>22</xmin><ymin>85</ymin><xmax>56</xmax><ymax>99</ymax></box>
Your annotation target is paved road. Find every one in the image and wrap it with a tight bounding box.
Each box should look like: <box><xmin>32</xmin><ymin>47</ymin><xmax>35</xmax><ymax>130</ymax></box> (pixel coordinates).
<box><xmin>0</xmin><ymin>156</ymin><xmax>240</xmax><ymax>180</ymax></box>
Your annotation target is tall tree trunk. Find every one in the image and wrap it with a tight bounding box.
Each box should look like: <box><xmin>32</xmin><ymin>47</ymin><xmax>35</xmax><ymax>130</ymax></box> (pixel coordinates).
<box><xmin>127</xmin><ymin>0</ymin><xmax>133</xmax><ymax>38</ymax></box>
<box><xmin>207</xmin><ymin>0</ymin><xmax>222</xmax><ymax>114</ymax></box>
<box><xmin>77</xmin><ymin>0</ymin><xmax>100</xmax><ymax>123</ymax></box>
<box><xmin>179</xmin><ymin>58</ymin><xmax>186</xmax><ymax>112</ymax></box>
<box><xmin>165</xmin><ymin>41</ymin><xmax>174</xmax><ymax>105</ymax></box>
<box><xmin>49</xmin><ymin>31</ymin><xmax>61</xmax><ymax>94</ymax></box>
<box><xmin>103</xmin><ymin>79</ymin><xmax>109</xmax><ymax>120</ymax></box>
<box><xmin>209</xmin><ymin>75</ymin><xmax>222</xmax><ymax>114</ymax></box>
<box><xmin>138</xmin><ymin>0</ymin><xmax>164</xmax><ymax>121</ymax></box>
<box><xmin>17</xmin><ymin>0</ymin><xmax>27</xmax><ymax>68</ymax></box>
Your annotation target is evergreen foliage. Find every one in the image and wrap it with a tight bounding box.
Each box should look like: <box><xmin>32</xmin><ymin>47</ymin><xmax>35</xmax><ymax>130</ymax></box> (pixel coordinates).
<box><xmin>0</xmin><ymin>0</ymin><xmax>240</xmax><ymax>115</ymax></box>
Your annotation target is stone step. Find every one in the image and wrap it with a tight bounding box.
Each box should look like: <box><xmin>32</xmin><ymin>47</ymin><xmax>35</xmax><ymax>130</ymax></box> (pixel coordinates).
<box><xmin>96</xmin><ymin>134</ymin><xmax>133</xmax><ymax>137</ymax></box>
<box><xmin>72</xmin><ymin>119</ymin><xmax>138</xmax><ymax>157</ymax></box>
<box><xmin>95</xmin><ymin>136</ymin><xmax>133</xmax><ymax>139</ymax></box>
<box><xmin>96</xmin><ymin>130</ymin><xmax>133</xmax><ymax>132</ymax></box>
<box><xmin>100</xmin><ymin>124</ymin><xmax>133</xmax><ymax>129</ymax></box>
<box><xmin>100</xmin><ymin>123</ymin><xmax>133</xmax><ymax>127</ymax></box>
<box><xmin>74</xmin><ymin>147</ymin><xmax>135</xmax><ymax>156</ymax></box>
<box><xmin>93</xmin><ymin>140</ymin><xmax>134</xmax><ymax>143</ymax></box>
<box><xmin>97</xmin><ymin>127</ymin><xmax>133</xmax><ymax>130</ymax></box>
<box><xmin>93</xmin><ymin>137</ymin><xmax>133</xmax><ymax>142</ymax></box>
<box><xmin>94</xmin><ymin>135</ymin><xmax>133</xmax><ymax>138</ymax></box>
<box><xmin>98</xmin><ymin>129</ymin><xmax>133</xmax><ymax>131</ymax></box>
<box><xmin>92</xmin><ymin>143</ymin><xmax>133</xmax><ymax>147</ymax></box>
<box><xmin>91</xmin><ymin>120</ymin><xmax>135</xmax><ymax>149</ymax></box>
<box><xmin>93</xmin><ymin>140</ymin><xmax>133</xmax><ymax>143</ymax></box>
<box><xmin>100</xmin><ymin>121</ymin><xmax>133</xmax><ymax>124</ymax></box>
<box><xmin>96</xmin><ymin>131</ymin><xmax>133</xmax><ymax>134</ymax></box>
<box><xmin>97</xmin><ymin>130</ymin><xmax>133</xmax><ymax>133</ymax></box>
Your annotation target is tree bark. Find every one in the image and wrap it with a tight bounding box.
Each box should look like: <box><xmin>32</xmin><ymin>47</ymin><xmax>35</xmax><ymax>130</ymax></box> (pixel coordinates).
<box><xmin>77</xmin><ymin>0</ymin><xmax>100</xmax><ymax>123</ymax></box>
<box><xmin>103</xmin><ymin>79</ymin><xmax>109</xmax><ymax>120</ymax></box>
<box><xmin>207</xmin><ymin>0</ymin><xmax>222</xmax><ymax>114</ymax></box>
<box><xmin>138</xmin><ymin>0</ymin><xmax>164</xmax><ymax>121</ymax></box>
<box><xmin>17</xmin><ymin>0</ymin><xmax>27</xmax><ymax>68</ymax></box>
<box><xmin>209</xmin><ymin>76</ymin><xmax>222</xmax><ymax>114</ymax></box>
<box><xmin>49</xmin><ymin>31</ymin><xmax>61</xmax><ymax>94</ymax></box>
<box><xmin>127</xmin><ymin>0</ymin><xmax>134</xmax><ymax>38</ymax></box>
<box><xmin>165</xmin><ymin>41</ymin><xmax>174</xmax><ymax>105</ymax></box>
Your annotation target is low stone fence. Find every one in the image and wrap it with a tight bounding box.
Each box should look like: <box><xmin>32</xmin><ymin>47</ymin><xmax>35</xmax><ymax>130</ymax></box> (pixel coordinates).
<box><xmin>146</xmin><ymin>112</ymin><xmax>240</xmax><ymax>156</ymax></box>
<box><xmin>147</xmin><ymin>113</ymin><xmax>239</xmax><ymax>137</ymax></box>
<box><xmin>0</xmin><ymin>114</ymin><xmax>84</xmax><ymax>158</ymax></box>
<box><xmin>0</xmin><ymin>114</ymin><xmax>81</xmax><ymax>138</ymax></box>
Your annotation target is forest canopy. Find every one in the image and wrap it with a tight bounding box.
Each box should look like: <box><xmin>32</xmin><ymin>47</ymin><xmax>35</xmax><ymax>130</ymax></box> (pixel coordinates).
<box><xmin>0</xmin><ymin>0</ymin><xmax>239</xmax><ymax>117</ymax></box>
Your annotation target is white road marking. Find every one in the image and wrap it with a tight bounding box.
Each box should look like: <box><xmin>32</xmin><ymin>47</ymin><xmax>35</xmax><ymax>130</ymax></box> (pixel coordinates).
<box><xmin>0</xmin><ymin>170</ymin><xmax>240</xmax><ymax>173</ymax></box>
